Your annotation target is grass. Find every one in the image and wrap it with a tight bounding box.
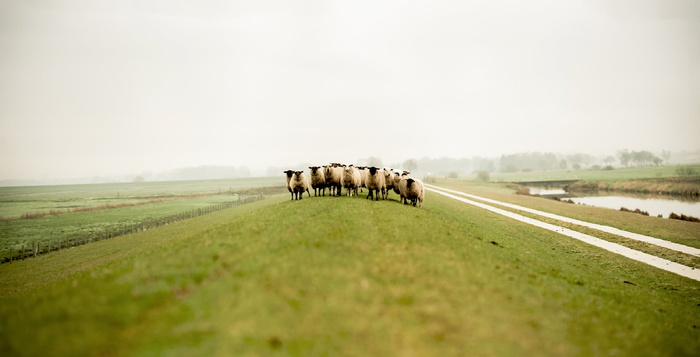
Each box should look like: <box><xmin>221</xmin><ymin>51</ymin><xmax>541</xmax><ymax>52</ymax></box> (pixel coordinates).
<box><xmin>432</xmin><ymin>179</ymin><xmax>700</xmax><ymax>250</ymax></box>
<box><xmin>488</xmin><ymin>165</ymin><xmax>700</xmax><ymax>182</ymax></box>
<box><xmin>0</xmin><ymin>178</ymin><xmax>286</xmax><ymax>261</ymax></box>
<box><xmin>0</xmin><ymin>177</ymin><xmax>283</xmax><ymax>220</ymax></box>
<box><xmin>1</xmin><ymin>190</ymin><xmax>698</xmax><ymax>356</ymax></box>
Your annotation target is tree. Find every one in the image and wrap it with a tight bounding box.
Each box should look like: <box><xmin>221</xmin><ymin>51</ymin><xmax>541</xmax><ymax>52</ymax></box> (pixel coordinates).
<box><xmin>367</xmin><ymin>156</ymin><xmax>383</xmax><ymax>167</ymax></box>
<box><xmin>559</xmin><ymin>159</ymin><xmax>568</xmax><ymax>170</ymax></box>
<box><xmin>403</xmin><ymin>159</ymin><xmax>417</xmax><ymax>172</ymax></box>
<box><xmin>617</xmin><ymin>149</ymin><xmax>631</xmax><ymax>167</ymax></box>
<box><xmin>661</xmin><ymin>150</ymin><xmax>671</xmax><ymax>164</ymax></box>
<box><xmin>476</xmin><ymin>170</ymin><xmax>490</xmax><ymax>181</ymax></box>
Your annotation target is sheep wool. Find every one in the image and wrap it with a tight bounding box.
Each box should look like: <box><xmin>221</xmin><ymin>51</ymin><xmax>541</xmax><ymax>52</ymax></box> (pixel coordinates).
<box><xmin>289</xmin><ymin>171</ymin><xmax>311</xmax><ymax>200</ymax></box>
<box><xmin>398</xmin><ymin>174</ymin><xmax>424</xmax><ymax>207</ymax></box>
<box><xmin>392</xmin><ymin>172</ymin><xmax>402</xmax><ymax>194</ymax></box>
<box><xmin>308</xmin><ymin>166</ymin><xmax>326</xmax><ymax>196</ymax></box>
<box><xmin>383</xmin><ymin>168</ymin><xmax>394</xmax><ymax>195</ymax></box>
<box><xmin>342</xmin><ymin>165</ymin><xmax>361</xmax><ymax>196</ymax></box>
<box><xmin>324</xmin><ymin>164</ymin><xmax>343</xmax><ymax>196</ymax></box>
<box><xmin>365</xmin><ymin>166</ymin><xmax>386</xmax><ymax>201</ymax></box>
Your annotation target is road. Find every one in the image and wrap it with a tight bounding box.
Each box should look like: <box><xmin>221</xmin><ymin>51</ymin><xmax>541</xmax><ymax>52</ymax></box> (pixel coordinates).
<box><xmin>425</xmin><ymin>184</ymin><xmax>700</xmax><ymax>282</ymax></box>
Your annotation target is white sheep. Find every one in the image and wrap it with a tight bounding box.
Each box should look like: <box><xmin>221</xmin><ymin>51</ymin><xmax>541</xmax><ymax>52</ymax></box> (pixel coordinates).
<box><xmin>398</xmin><ymin>173</ymin><xmax>424</xmax><ymax>207</ymax></box>
<box><xmin>324</xmin><ymin>163</ymin><xmax>343</xmax><ymax>196</ymax></box>
<box><xmin>383</xmin><ymin>168</ymin><xmax>394</xmax><ymax>199</ymax></box>
<box><xmin>357</xmin><ymin>166</ymin><xmax>368</xmax><ymax>192</ymax></box>
<box><xmin>392</xmin><ymin>171</ymin><xmax>403</xmax><ymax>194</ymax></box>
<box><xmin>290</xmin><ymin>170</ymin><xmax>311</xmax><ymax>200</ymax></box>
<box><xmin>365</xmin><ymin>166</ymin><xmax>386</xmax><ymax>201</ymax></box>
<box><xmin>308</xmin><ymin>166</ymin><xmax>326</xmax><ymax>196</ymax></box>
<box><xmin>342</xmin><ymin>165</ymin><xmax>361</xmax><ymax>196</ymax></box>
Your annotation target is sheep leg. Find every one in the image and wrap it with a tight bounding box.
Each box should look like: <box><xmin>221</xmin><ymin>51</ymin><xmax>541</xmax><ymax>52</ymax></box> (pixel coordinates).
<box><xmin>306</xmin><ymin>189</ymin><xmax>311</xmax><ymax>198</ymax></box>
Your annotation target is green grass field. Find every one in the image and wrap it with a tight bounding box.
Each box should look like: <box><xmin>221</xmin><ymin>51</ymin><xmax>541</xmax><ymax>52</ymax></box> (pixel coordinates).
<box><xmin>0</xmin><ymin>177</ymin><xmax>282</xmax><ymax>220</ymax></box>
<box><xmin>0</xmin><ymin>178</ymin><xmax>285</xmax><ymax>261</ymax></box>
<box><xmin>487</xmin><ymin>165</ymin><xmax>700</xmax><ymax>182</ymax></box>
<box><xmin>1</xmin><ymin>188</ymin><xmax>698</xmax><ymax>356</ymax></box>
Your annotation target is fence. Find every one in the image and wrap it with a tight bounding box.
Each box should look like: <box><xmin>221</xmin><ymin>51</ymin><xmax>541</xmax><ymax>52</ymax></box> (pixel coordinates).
<box><xmin>1</xmin><ymin>194</ymin><xmax>265</xmax><ymax>264</ymax></box>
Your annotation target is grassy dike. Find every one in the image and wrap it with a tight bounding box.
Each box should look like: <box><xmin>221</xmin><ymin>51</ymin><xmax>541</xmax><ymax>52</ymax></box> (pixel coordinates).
<box><xmin>1</xmin><ymin>192</ymin><xmax>698</xmax><ymax>356</ymax></box>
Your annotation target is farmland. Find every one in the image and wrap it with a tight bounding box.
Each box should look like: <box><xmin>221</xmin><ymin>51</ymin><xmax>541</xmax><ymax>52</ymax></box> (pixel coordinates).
<box><xmin>1</xmin><ymin>178</ymin><xmax>699</xmax><ymax>356</ymax></box>
<box><xmin>487</xmin><ymin>165</ymin><xmax>700</xmax><ymax>183</ymax></box>
<box><xmin>0</xmin><ymin>178</ymin><xmax>284</xmax><ymax>261</ymax></box>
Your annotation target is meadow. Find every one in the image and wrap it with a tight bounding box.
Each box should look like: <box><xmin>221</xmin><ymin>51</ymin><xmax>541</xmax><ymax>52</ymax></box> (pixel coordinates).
<box><xmin>0</xmin><ymin>178</ymin><xmax>284</xmax><ymax>262</ymax></box>
<box><xmin>0</xmin><ymin>180</ymin><xmax>698</xmax><ymax>356</ymax></box>
<box><xmin>0</xmin><ymin>177</ymin><xmax>282</xmax><ymax>220</ymax></box>
<box><xmin>487</xmin><ymin>164</ymin><xmax>700</xmax><ymax>183</ymax></box>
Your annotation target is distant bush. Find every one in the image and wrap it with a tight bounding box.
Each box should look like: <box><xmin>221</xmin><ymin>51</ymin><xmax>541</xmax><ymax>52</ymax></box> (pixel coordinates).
<box><xmin>591</xmin><ymin>165</ymin><xmax>601</xmax><ymax>170</ymax></box>
<box><xmin>669</xmin><ymin>213</ymin><xmax>700</xmax><ymax>223</ymax></box>
<box><xmin>516</xmin><ymin>187</ymin><xmax>531</xmax><ymax>196</ymax></box>
<box><xmin>603</xmin><ymin>165</ymin><xmax>614</xmax><ymax>170</ymax></box>
<box><xmin>476</xmin><ymin>170</ymin><xmax>490</xmax><ymax>182</ymax></box>
<box><xmin>447</xmin><ymin>171</ymin><xmax>459</xmax><ymax>179</ymax></box>
<box><xmin>675</xmin><ymin>166</ymin><xmax>697</xmax><ymax>176</ymax></box>
<box><xmin>620</xmin><ymin>207</ymin><xmax>649</xmax><ymax>216</ymax></box>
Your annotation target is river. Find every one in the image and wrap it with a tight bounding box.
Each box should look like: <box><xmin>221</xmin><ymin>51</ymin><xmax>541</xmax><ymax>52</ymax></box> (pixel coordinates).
<box><xmin>526</xmin><ymin>186</ymin><xmax>700</xmax><ymax>219</ymax></box>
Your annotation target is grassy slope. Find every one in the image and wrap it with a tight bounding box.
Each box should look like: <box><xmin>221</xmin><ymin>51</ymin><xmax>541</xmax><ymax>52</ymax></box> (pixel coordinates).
<box><xmin>1</xmin><ymin>192</ymin><xmax>698</xmax><ymax>356</ymax></box>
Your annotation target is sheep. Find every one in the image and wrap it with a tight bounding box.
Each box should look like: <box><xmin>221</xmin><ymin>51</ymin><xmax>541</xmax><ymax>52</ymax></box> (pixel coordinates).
<box><xmin>365</xmin><ymin>166</ymin><xmax>386</xmax><ymax>201</ymax></box>
<box><xmin>324</xmin><ymin>164</ymin><xmax>342</xmax><ymax>196</ymax></box>
<box><xmin>283</xmin><ymin>170</ymin><xmax>294</xmax><ymax>200</ymax></box>
<box><xmin>392</xmin><ymin>171</ymin><xmax>402</xmax><ymax>194</ymax></box>
<box><xmin>357</xmin><ymin>166</ymin><xmax>368</xmax><ymax>192</ymax></box>
<box><xmin>290</xmin><ymin>170</ymin><xmax>311</xmax><ymax>200</ymax></box>
<box><xmin>383</xmin><ymin>168</ymin><xmax>394</xmax><ymax>200</ymax></box>
<box><xmin>342</xmin><ymin>165</ymin><xmax>361</xmax><ymax>196</ymax></box>
<box><xmin>398</xmin><ymin>173</ymin><xmax>424</xmax><ymax>207</ymax></box>
<box><xmin>308</xmin><ymin>166</ymin><xmax>326</xmax><ymax>196</ymax></box>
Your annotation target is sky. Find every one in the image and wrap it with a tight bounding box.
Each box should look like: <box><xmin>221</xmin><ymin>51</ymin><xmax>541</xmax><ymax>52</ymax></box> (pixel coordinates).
<box><xmin>1</xmin><ymin>0</ymin><xmax>699</xmax><ymax>181</ymax></box>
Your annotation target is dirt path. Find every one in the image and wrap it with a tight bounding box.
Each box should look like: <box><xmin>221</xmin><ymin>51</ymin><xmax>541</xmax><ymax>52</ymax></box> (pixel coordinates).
<box><xmin>425</xmin><ymin>185</ymin><xmax>700</xmax><ymax>282</ymax></box>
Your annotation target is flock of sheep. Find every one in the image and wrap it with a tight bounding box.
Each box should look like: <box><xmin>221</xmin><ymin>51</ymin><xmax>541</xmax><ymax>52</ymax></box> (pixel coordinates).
<box><xmin>283</xmin><ymin>163</ymin><xmax>425</xmax><ymax>207</ymax></box>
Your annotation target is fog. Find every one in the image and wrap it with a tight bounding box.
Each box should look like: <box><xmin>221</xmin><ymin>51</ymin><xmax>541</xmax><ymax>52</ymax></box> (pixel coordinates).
<box><xmin>1</xmin><ymin>0</ymin><xmax>698</xmax><ymax>182</ymax></box>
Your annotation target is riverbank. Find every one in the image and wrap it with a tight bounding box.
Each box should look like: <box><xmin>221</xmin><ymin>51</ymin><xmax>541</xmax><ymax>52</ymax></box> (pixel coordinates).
<box><xmin>566</xmin><ymin>176</ymin><xmax>700</xmax><ymax>197</ymax></box>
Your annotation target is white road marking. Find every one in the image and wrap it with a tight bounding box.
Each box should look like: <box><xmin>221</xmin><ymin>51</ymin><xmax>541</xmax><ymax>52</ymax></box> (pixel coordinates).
<box><xmin>425</xmin><ymin>185</ymin><xmax>700</xmax><ymax>282</ymax></box>
<box><xmin>426</xmin><ymin>184</ymin><xmax>700</xmax><ymax>257</ymax></box>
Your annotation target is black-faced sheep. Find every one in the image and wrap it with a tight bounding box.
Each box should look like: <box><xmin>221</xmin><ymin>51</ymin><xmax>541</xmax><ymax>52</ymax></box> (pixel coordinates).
<box><xmin>398</xmin><ymin>173</ymin><xmax>424</xmax><ymax>207</ymax></box>
<box><xmin>383</xmin><ymin>168</ymin><xmax>394</xmax><ymax>199</ymax></box>
<box><xmin>283</xmin><ymin>170</ymin><xmax>294</xmax><ymax>200</ymax></box>
<box><xmin>324</xmin><ymin>164</ymin><xmax>342</xmax><ymax>196</ymax></box>
<box><xmin>357</xmin><ymin>166</ymin><xmax>368</xmax><ymax>192</ymax></box>
<box><xmin>392</xmin><ymin>171</ymin><xmax>402</xmax><ymax>194</ymax></box>
<box><xmin>308</xmin><ymin>166</ymin><xmax>326</xmax><ymax>196</ymax></box>
<box><xmin>365</xmin><ymin>166</ymin><xmax>386</xmax><ymax>201</ymax></box>
<box><xmin>290</xmin><ymin>170</ymin><xmax>311</xmax><ymax>200</ymax></box>
<box><xmin>342</xmin><ymin>165</ymin><xmax>361</xmax><ymax>196</ymax></box>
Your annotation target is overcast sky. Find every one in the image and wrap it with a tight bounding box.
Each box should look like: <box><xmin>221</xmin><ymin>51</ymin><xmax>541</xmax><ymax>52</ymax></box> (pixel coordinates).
<box><xmin>1</xmin><ymin>0</ymin><xmax>698</xmax><ymax>180</ymax></box>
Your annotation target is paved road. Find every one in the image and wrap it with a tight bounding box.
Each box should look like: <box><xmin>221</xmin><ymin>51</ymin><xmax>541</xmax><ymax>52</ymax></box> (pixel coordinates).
<box><xmin>426</xmin><ymin>184</ymin><xmax>700</xmax><ymax>282</ymax></box>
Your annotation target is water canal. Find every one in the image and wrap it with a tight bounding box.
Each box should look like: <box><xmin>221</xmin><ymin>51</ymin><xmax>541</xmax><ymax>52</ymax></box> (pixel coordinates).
<box><xmin>524</xmin><ymin>183</ymin><xmax>700</xmax><ymax>219</ymax></box>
